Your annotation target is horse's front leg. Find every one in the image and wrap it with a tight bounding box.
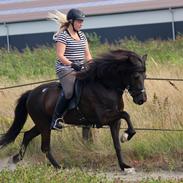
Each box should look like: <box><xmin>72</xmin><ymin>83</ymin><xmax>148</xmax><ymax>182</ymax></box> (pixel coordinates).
<box><xmin>110</xmin><ymin>120</ymin><xmax>131</xmax><ymax>171</ymax></box>
<box><xmin>120</xmin><ymin>111</ymin><xmax>136</xmax><ymax>142</ymax></box>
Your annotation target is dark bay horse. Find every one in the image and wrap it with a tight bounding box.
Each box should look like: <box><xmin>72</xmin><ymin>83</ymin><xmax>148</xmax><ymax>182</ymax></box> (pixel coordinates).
<box><xmin>0</xmin><ymin>49</ymin><xmax>147</xmax><ymax>171</ymax></box>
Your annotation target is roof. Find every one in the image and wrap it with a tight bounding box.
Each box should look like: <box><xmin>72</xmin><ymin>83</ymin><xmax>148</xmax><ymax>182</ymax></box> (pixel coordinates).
<box><xmin>1</xmin><ymin>0</ymin><xmax>183</xmax><ymax>23</ymax></box>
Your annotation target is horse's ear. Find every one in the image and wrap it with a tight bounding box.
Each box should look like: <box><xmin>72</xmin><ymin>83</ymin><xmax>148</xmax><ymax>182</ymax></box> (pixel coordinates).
<box><xmin>142</xmin><ymin>54</ymin><xmax>147</xmax><ymax>62</ymax></box>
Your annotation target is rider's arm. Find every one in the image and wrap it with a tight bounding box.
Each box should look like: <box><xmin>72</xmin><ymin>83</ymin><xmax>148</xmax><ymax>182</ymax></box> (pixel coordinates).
<box><xmin>56</xmin><ymin>42</ymin><xmax>72</xmax><ymax>65</ymax></box>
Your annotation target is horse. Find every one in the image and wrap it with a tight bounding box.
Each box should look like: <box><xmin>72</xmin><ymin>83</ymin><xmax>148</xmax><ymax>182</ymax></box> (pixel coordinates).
<box><xmin>0</xmin><ymin>49</ymin><xmax>147</xmax><ymax>171</ymax></box>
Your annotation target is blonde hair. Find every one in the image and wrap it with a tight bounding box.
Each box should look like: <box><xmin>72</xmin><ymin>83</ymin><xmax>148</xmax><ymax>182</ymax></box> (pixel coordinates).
<box><xmin>48</xmin><ymin>10</ymin><xmax>69</xmax><ymax>39</ymax></box>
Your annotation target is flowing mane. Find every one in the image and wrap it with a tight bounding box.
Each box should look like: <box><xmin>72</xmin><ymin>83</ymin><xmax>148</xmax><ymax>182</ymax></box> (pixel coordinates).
<box><xmin>77</xmin><ymin>49</ymin><xmax>145</xmax><ymax>81</ymax></box>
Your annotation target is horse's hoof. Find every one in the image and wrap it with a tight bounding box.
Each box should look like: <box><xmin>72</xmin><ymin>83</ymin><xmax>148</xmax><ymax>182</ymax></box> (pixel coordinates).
<box><xmin>127</xmin><ymin>131</ymin><xmax>136</xmax><ymax>141</ymax></box>
<box><xmin>12</xmin><ymin>154</ymin><xmax>22</xmax><ymax>164</ymax></box>
<box><xmin>124</xmin><ymin>167</ymin><xmax>136</xmax><ymax>174</ymax></box>
<box><xmin>54</xmin><ymin>164</ymin><xmax>61</xmax><ymax>169</ymax></box>
<box><xmin>120</xmin><ymin>132</ymin><xmax>128</xmax><ymax>143</ymax></box>
<box><xmin>12</xmin><ymin>154</ymin><xmax>21</xmax><ymax>164</ymax></box>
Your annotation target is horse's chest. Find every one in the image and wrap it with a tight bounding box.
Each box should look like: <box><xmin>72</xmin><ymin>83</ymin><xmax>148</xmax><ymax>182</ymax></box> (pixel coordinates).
<box><xmin>81</xmin><ymin>87</ymin><xmax>122</xmax><ymax>123</ymax></box>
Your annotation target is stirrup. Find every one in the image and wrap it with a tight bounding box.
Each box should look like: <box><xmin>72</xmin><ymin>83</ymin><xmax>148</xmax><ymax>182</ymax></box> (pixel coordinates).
<box><xmin>52</xmin><ymin>118</ymin><xmax>64</xmax><ymax>130</ymax></box>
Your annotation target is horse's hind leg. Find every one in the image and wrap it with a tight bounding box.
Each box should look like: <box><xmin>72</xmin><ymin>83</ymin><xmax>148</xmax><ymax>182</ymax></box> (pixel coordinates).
<box><xmin>120</xmin><ymin>111</ymin><xmax>136</xmax><ymax>142</ymax></box>
<box><xmin>13</xmin><ymin>126</ymin><xmax>40</xmax><ymax>164</ymax></box>
<box><xmin>41</xmin><ymin>130</ymin><xmax>61</xmax><ymax>169</ymax></box>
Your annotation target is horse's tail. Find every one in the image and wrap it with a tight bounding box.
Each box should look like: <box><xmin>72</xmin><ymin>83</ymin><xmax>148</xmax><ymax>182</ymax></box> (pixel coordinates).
<box><xmin>0</xmin><ymin>90</ymin><xmax>31</xmax><ymax>148</ymax></box>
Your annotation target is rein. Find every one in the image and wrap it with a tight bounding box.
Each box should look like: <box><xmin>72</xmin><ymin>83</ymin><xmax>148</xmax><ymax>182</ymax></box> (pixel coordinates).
<box><xmin>58</xmin><ymin>61</ymin><xmax>90</xmax><ymax>80</ymax></box>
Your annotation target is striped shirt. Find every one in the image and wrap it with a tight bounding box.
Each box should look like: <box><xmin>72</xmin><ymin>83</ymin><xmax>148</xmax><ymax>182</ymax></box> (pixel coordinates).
<box><xmin>54</xmin><ymin>30</ymin><xmax>87</xmax><ymax>72</ymax></box>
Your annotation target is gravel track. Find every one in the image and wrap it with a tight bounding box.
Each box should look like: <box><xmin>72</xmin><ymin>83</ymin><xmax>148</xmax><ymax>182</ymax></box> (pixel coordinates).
<box><xmin>0</xmin><ymin>157</ymin><xmax>183</xmax><ymax>182</ymax></box>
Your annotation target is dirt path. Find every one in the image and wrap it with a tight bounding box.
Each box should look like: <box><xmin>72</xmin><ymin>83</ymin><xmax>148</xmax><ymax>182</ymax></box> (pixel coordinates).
<box><xmin>0</xmin><ymin>157</ymin><xmax>17</xmax><ymax>171</ymax></box>
<box><xmin>0</xmin><ymin>157</ymin><xmax>183</xmax><ymax>182</ymax></box>
<box><xmin>98</xmin><ymin>170</ymin><xmax>183</xmax><ymax>182</ymax></box>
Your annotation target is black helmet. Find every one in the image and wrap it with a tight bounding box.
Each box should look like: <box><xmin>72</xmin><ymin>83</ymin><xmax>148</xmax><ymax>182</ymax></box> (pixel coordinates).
<box><xmin>67</xmin><ymin>9</ymin><xmax>85</xmax><ymax>22</ymax></box>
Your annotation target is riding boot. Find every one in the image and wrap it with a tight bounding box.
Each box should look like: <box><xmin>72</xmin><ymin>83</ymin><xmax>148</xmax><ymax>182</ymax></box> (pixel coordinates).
<box><xmin>50</xmin><ymin>91</ymin><xmax>70</xmax><ymax>130</ymax></box>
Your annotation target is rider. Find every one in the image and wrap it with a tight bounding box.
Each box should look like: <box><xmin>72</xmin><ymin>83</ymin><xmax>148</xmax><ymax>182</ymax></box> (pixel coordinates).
<box><xmin>50</xmin><ymin>9</ymin><xmax>92</xmax><ymax>130</ymax></box>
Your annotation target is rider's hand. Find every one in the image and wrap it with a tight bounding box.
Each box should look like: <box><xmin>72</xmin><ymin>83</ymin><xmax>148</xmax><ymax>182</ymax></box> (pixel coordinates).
<box><xmin>71</xmin><ymin>63</ymin><xmax>82</xmax><ymax>71</ymax></box>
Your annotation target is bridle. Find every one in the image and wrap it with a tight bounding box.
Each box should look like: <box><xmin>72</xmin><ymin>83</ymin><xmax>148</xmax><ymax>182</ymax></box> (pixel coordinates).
<box><xmin>125</xmin><ymin>65</ymin><xmax>146</xmax><ymax>97</ymax></box>
<box><xmin>128</xmin><ymin>87</ymin><xmax>146</xmax><ymax>98</ymax></box>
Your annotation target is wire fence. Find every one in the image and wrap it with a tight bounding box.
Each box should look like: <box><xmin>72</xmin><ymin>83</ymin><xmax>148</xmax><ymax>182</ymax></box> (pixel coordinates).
<box><xmin>0</xmin><ymin>126</ymin><xmax>183</xmax><ymax>137</ymax></box>
<box><xmin>0</xmin><ymin>76</ymin><xmax>183</xmax><ymax>134</ymax></box>
<box><xmin>0</xmin><ymin>77</ymin><xmax>183</xmax><ymax>91</ymax></box>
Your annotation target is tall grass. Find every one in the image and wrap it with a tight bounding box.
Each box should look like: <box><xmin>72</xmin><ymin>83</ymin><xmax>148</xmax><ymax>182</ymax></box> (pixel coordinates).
<box><xmin>0</xmin><ymin>46</ymin><xmax>56</xmax><ymax>83</ymax></box>
<box><xmin>119</xmin><ymin>35</ymin><xmax>183</xmax><ymax>65</ymax></box>
<box><xmin>0</xmin><ymin>36</ymin><xmax>183</xmax><ymax>171</ymax></box>
<box><xmin>1</xmin><ymin>35</ymin><xmax>183</xmax><ymax>83</ymax></box>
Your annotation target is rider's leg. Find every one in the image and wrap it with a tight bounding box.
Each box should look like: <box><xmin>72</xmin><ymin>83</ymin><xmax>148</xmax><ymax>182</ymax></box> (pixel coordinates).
<box><xmin>52</xmin><ymin>66</ymin><xmax>76</xmax><ymax>130</ymax></box>
<box><xmin>50</xmin><ymin>91</ymin><xmax>70</xmax><ymax>130</ymax></box>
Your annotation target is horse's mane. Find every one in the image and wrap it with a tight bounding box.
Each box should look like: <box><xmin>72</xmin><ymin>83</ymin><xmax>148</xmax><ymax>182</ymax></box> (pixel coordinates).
<box><xmin>77</xmin><ymin>49</ymin><xmax>145</xmax><ymax>81</ymax></box>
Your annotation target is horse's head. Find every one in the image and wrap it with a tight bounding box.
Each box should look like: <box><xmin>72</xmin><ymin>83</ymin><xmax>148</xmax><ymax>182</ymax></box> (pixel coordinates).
<box><xmin>77</xmin><ymin>49</ymin><xmax>147</xmax><ymax>105</ymax></box>
<box><xmin>125</xmin><ymin>54</ymin><xmax>147</xmax><ymax>105</ymax></box>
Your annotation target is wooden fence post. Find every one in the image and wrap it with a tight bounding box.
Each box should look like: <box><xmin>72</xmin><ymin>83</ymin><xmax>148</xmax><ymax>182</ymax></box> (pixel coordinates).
<box><xmin>82</xmin><ymin>127</ymin><xmax>93</xmax><ymax>142</ymax></box>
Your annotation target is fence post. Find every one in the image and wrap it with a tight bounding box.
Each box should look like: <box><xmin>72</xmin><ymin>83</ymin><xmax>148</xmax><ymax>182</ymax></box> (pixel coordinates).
<box><xmin>169</xmin><ymin>8</ymin><xmax>175</xmax><ymax>41</ymax></box>
<box><xmin>82</xmin><ymin>127</ymin><xmax>93</xmax><ymax>142</ymax></box>
<box><xmin>4</xmin><ymin>22</ymin><xmax>10</xmax><ymax>52</ymax></box>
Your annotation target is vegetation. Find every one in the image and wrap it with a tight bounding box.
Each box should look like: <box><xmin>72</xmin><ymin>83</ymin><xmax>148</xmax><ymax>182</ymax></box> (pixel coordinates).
<box><xmin>0</xmin><ymin>35</ymin><xmax>183</xmax><ymax>181</ymax></box>
<box><xmin>0</xmin><ymin>164</ymin><xmax>182</xmax><ymax>183</ymax></box>
<box><xmin>0</xmin><ymin>34</ymin><xmax>183</xmax><ymax>83</ymax></box>
<box><xmin>0</xmin><ymin>164</ymin><xmax>111</xmax><ymax>183</ymax></box>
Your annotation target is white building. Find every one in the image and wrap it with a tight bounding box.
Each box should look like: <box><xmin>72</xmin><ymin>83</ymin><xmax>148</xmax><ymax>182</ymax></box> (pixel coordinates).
<box><xmin>0</xmin><ymin>0</ymin><xmax>183</xmax><ymax>50</ymax></box>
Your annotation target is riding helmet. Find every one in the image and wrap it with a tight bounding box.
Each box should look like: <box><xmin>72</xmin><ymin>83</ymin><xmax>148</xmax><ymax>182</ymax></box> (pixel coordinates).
<box><xmin>67</xmin><ymin>9</ymin><xmax>85</xmax><ymax>22</ymax></box>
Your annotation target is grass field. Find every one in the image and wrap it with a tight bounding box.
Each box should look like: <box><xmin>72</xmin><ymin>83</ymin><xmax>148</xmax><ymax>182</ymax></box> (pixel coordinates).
<box><xmin>0</xmin><ymin>36</ymin><xmax>183</xmax><ymax>181</ymax></box>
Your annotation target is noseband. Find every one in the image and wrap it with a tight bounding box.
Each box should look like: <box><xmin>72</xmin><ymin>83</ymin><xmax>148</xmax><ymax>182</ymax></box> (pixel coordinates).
<box><xmin>127</xmin><ymin>86</ymin><xmax>146</xmax><ymax>97</ymax></box>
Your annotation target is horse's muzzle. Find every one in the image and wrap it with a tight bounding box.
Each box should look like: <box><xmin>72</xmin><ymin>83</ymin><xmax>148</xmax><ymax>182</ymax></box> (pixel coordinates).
<box><xmin>133</xmin><ymin>91</ymin><xmax>147</xmax><ymax>105</ymax></box>
<box><xmin>130</xmin><ymin>89</ymin><xmax>147</xmax><ymax>105</ymax></box>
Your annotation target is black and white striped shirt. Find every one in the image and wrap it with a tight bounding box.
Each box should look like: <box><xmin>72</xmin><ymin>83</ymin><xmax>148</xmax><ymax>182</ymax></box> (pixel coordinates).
<box><xmin>55</xmin><ymin>30</ymin><xmax>87</xmax><ymax>61</ymax></box>
<box><xmin>54</xmin><ymin>30</ymin><xmax>87</xmax><ymax>73</ymax></box>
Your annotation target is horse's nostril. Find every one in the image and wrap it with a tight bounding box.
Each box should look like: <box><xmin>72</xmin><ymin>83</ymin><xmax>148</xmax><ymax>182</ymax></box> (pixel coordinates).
<box><xmin>138</xmin><ymin>100</ymin><xmax>144</xmax><ymax>105</ymax></box>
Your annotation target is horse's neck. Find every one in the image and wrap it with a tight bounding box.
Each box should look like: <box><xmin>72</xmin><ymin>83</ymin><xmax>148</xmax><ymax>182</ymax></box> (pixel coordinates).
<box><xmin>82</xmin><ymin>81</ymin><xmax>122</xmax><ymax>104</ymax></box>
<box><xmin>96</xmin><ymin>79</ymin><xmax>125</xmax><ymax>94</ymax></box>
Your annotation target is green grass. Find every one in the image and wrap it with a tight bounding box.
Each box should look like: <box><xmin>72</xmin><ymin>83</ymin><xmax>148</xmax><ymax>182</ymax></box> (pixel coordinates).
<box><xmin>0</xmin><ymin>46</ymin><xmax>56</xmax><ymax>82</ymax></box>
<box><xmin>0</xmin><ymin>164</ymin><xmax>182</xmax><ymax>183</ymax></box>
<box><xmin>119</xmin><ymin>36</ymin><xmax>183</xmax><ymax>65</ymax></box>
<box><xmin>1</xmin><ymin>35</ymin><xmax>183</xmax><ymax>83</ymax></box>
<box><xmin>0</xmin><ymin>164</ymin><xmax>111</xmax><ymax>183</ymax></box>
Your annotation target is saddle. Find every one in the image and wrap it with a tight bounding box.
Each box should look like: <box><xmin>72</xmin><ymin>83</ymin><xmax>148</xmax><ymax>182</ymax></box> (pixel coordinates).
<box><xmin>58</xmin><ymin>80</ymin><xmax>100</xmax><ymax>128</ymax></box>
<box><xmin>57</xmin><ymin>79</ymin><xmax>82</xmax><ymax>110</ymax></box>
<box><xmin>68</xmin><ymin>79</ymin><xmax>83</xmax><ymax>110</ymax></box>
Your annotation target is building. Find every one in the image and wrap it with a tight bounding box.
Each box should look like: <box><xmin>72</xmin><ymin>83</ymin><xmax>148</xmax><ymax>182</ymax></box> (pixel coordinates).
<box><xmin>0</xmin><ymin>0</ymin><xmax>183</xmax><ymax>50</ymax></box>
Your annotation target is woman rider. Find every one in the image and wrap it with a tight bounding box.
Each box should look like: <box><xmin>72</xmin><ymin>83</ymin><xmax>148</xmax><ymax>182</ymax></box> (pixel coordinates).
<box><xmin>49</xmin><ymin>9</ymin><xmax>92</xmax><ymax>130</ymax></box>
